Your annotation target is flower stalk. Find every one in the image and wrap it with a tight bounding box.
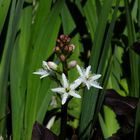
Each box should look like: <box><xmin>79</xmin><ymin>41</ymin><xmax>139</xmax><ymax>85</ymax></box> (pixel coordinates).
<box><xmin>33</xmin><ymin>34</ymin><xmax>102</xmax><ymax>140</ymax></box>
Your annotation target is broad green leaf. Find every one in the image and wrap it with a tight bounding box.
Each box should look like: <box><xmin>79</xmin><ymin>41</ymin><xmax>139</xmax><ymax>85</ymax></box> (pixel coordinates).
<box><xmin>24</xmin><ymin>1</ymin><xmax>64</xmax><ymax>139</ymax></box>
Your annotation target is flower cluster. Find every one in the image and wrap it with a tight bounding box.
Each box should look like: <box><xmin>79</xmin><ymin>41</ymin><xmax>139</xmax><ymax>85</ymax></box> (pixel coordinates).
<box><xmin>54</xmin><ymin>34</ymin><xmax>75</xmax><ymax>62</ymax></box>
<box><xmin>33</xmin><ymin>61</ymin><xmax>57</xmax><ymax>79</ymax></box>
<box><xmin>33</xmin><ymin>34</ymin><xmax>102</xmax><ymax>105</ymax></box>
<box><xmin>34</xmin><ymin>62</ymin><xmax>102</xmax><ymax>104</ymax></box>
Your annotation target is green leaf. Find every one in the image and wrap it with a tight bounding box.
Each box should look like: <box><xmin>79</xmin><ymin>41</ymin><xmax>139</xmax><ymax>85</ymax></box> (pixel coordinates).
<box><xmin>78</xmin><ymin>0</ymin><xmax>120</xmax><ymax>139</ymax></box>
<box><xmin>0</xmin><ymin>0</ymin><xmax>11</xmax><ymax>32</ymax></box>
<box><xmin>125</xmin><ymin>0</ymin><xmax>140</xmax><ymax>97</ymax></box>
<box><xmin>0</xmin><ymin>0</ymin><xmax>24</xmax><ymax>135</ymax></box>
<box><xmin>24</xmin><ymin>1</ymin><xmax>64</xmax><ymax>139</ymax></box>
<box><xmin>83</xmin><ymin>0</ymin><xmax>98</xmax><ymax>39</ymax></box>
<box><xmin>10</xmin><ymin>6</ymin><xmax>32</xmax><ymax>140</ymax></box>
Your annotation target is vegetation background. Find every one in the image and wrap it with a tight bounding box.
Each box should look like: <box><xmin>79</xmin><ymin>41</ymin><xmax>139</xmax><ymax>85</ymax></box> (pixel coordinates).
<box><xmin>0</xmin><ymin>0</ymin><xmax>140</xmax><ymax>140</ymax></box>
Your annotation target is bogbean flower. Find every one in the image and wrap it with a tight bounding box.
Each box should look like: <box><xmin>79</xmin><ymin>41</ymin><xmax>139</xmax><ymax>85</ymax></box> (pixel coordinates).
<box><xmin>51</xmin><ymin>73</ymin><xmax>81</xmax><ymax>105</ymax></box>
<box><xmin>33</xmin><ymin>61</ymin><xmax>57</xmax><ymax>79</ymax></box>
<box><xmin>76</xmin><ymin>65</ymin><xmax>102</xmax><ymax>90</ymax></box>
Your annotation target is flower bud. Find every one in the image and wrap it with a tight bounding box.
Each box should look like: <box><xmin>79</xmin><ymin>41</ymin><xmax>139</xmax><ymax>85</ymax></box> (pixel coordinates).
<box><xmin>64</xmin><ymin>45</ymin><xmax>69</xmax><ymax>51</ymax></box>
<box><xmin>60</xmin><ymin>34</ymin><xmax>65</xmax><ymax>40</ymax></box>
<box><xmin>68</xmin><ymin>60</ymin><xmax>77</xmax><ymax>69</ymax></box>
<box><xmin>59</xmin><ymin>54</ymin><xmax>66</xmax><ymax>62</ymax></box>
<box><xmin>69</xmin><ymin>44</ymin><xmax>75</xmax><ymax>52</ymax></box>
<box><xmin>54</xmin><ymin>46</ymin><xmax>60</xmax><ymax>53</ymax></box>
<box><xmin>56</xmin><ymin>38</ymin><xmax>61</xmax><ymax>43</ymax></box>
<box><xmin>47</xmin><ymin>61</ymin><xmax>58</xmax><ymax>70</ymax></box>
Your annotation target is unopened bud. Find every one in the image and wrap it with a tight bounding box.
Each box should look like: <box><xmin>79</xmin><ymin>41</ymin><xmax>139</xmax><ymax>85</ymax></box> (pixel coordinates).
<box><xmin>56</xmin><ymin>38</ymin><xmax>61</xmax><ymax>43</ymax></box>
<box><xmin>68</xmin><ymin>44</ymin><xmax>75</xmax><ymax>52</ymax></box>
<box><xmin>47</xmin><ymin>61</ymin><xmax>58</xmax><ymax>70</ymax></box>
<box><xmin>60</xmin><ymin>34</ymin><xmax>71</xmax><ymax>44</ymax></box>
<box><xmin>60</xmin><ymin>34</ymin><xmax>65</xmax><ymax>40</ymax></box>
<box><xmin>59</xmin><ymin>42</ymin><xmax>64</xmax><ymax>48</ymax></box>
<box><xmin>68</xmin><ymin>60</ymin><xmax>77</xmax><ymax>69</ymax></box>
<box><xmin>55</xmin><ymin>46</ymin><xmax>60</xmax><ymax>53</ymax></box>
<box><xmin>64</xmin><ymin>45</ymin><xmax>69</xmax><ymax>51</ymax></box>
<box><xmin>59</xmin><ymin>54</ymin><xmax>66</xmax><ymax>62</ymax></box>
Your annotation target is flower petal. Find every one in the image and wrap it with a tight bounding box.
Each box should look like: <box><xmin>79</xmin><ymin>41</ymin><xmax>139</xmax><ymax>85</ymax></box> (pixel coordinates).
<box><xmin>90</xmin><ymin>81</ymin><xmax>103</xmax><ymax>89</ymax></box>
<box><xmin>42</xmin><ymin>61</ymin><xmax>50</xmax><ymax>70</ymax></box>
<box><xmin>40</xmin><ymin>74</ymin><xmax>49</xmax><ymax>79</ymax></box>
<box><xmin>62</xmin><ymin>73</ymin><xmax>69</xmax><ymax>88</ymax></box>
<box><xmin>33</xmin><ymin>69</ymin><xmax>49</xmax><ymax>78</ymax></box>
<box><xmin>76</xmin><ymin>65</ymin><xmax>83</xmax><ymax>76</ymax></box>
<box><xmin>62</xmin><ymin>93</ymin><xmax>69</xmax><ymax>104</ymax></box>
<box><xmin>85</xmin><ymin>82</ymin><xmax>91</xmax><ymax>90</ymax></box>
<box><xmin>85</xmin><ymin>65</ymin><xmax>91</xmax><ymax>77</ymax></box>
<box><xmin>91</xmin><ymin>74</ymin><xmax>102</xmax><ymax>81</ymax></box>
<box><xmin>70</xmin><ymin>79</ymin><xmax>81</xmax><ymax>90</ymax></box>
<box><xmin>33</xmin><ymin>69</ymin><xmax>46</xmax><ymax>75</ymax></box>
<box><xmin>51</xmin><ymin>87</ymin><xmax>65</xmax><ymax>94</ymax></box>
<box><xmin>69</xmin><ymin>91</ymin><xmax>81</xmax><ymax>98</ymax></box>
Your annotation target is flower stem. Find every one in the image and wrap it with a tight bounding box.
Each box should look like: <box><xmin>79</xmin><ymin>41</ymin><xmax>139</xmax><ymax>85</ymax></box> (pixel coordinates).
<box><xmin>59</xmin><ymin>101</ymin><xmax>68</xmax><ymax>140</ymax></box>
<box><xmin>59</xmin><ymin>61</ymin><xmax>68</xmax><ymax>140</ymax></box>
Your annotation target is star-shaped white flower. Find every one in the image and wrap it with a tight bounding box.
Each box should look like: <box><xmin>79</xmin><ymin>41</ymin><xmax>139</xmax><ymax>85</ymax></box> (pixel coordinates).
<box><xmin>33</xmin><ymin>61</ymin><xmax>52</xmax><ymax>79</ymax></box>
<box><xmin>76</xmin><ymin>65</ymin><xmax>103</xmax><ymax>90</ymax></box>
<box><xmin>51</xmin><ymin>73</ymin><xmax>81</xmax><ymax>105</ymax></box>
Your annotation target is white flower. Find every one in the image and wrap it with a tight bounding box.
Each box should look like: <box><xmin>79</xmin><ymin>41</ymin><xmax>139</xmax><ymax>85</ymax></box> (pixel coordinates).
<box><xmin>33</xmin><ymin>61</ymin><xmax>52</xmax><ymax>79</ymax></box>
<box><xmin>51</xmin><ymin>73</ymin><xmax>81</xmax><ymax>105</ymax></box>
<box><xmin>76</xmin><ymin>65</ymin><xmax>102</xmax><ymax>90</ymax></box>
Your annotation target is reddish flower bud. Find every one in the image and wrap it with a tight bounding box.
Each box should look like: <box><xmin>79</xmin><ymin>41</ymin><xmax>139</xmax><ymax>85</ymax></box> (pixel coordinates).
<box><xmin>68</xmin><ymin>60</ymin><xmax>77</xmax><ymax>69</ymax></box>
<box><xmin>64</xmin><ymin>45</ymin><xmax>69</xmax><ymax>51</ymax></box>
<box><xmin>59</xmin><ymin>54</ymin><xmax>66</xmax><ymax>62</ymax></box>
<box><xmin>55</xmin><ymin>46</ymin><xmax>60</xmax><ymax>52</ymax></box>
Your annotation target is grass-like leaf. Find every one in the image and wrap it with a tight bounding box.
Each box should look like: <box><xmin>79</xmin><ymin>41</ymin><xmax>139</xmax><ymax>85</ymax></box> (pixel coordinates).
<box><xmin>0</xmin><ymin>0</ymin><xmax>11</xmax><ymax>32</ymax></box>
<box><xmin>79</xmin><ymin>0</ymin><xmax>114</xmax><ymax>139</ymax></box>
<box><xmin>0</xmin><ymin>0</ymin><xmax>24</xmax><ymax>135</ymax></box>
<box><xmin>24</xmin><ymin>1</ymin><xmax>64</xmax><ymax>139</ymax></box>
<box><xmin>10</xmin><ymin>5</ymin><xmax>32</xmax><ymax>140</ymax></box>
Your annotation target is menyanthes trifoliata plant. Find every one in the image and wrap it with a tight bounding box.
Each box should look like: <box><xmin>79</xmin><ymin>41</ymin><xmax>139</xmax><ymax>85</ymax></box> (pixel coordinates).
<box><xmin>33</xmin><ymin>34</ymin><xmax>102</xmax><ymax>139</ymax></box>
<box><xmin>33</xmin><ymin>34</ymin><xmax>102</xmax><ymax>105</ymax></box>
